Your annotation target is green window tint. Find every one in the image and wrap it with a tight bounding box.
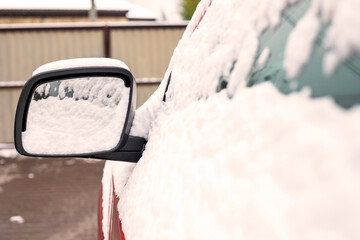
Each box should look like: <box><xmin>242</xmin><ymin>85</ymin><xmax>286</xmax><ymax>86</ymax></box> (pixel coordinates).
<box><xmin>247</xmin><ymin>0</ymin><xmax>360</xmax><ymax>109</ymax></box>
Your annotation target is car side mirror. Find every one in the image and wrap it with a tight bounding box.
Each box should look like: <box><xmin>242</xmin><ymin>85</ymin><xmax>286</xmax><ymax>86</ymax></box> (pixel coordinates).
<box><xmin>14</xmin><ymin>59</ymin><xmax>146</xmax><ymax>162</ymax></box>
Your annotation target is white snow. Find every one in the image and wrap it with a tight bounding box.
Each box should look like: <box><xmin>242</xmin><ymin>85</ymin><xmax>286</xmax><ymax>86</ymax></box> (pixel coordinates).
<box><xmin>101</xmin><ymin>161</ymin><xmax>136</xmax><ymax>240</ymax></box>
<box><xmin>9</xmin><ymin>216</ymin><xmax>24</xmax><ymax>224</ymax></box>
<box><xmin>121</xmin><ymin>84</ymin><xmax>360</xmax><ymax>240</ymax></box>
<box><xmin>284</xmin><ymin>0</ymin><xmax>360</xmax><ymax>77</ymax></box>
<box><xmin>135</xmin><ymin>78</ymin><xmax>162</xmax><ymax>84</ymax></box>
<box><xmin>25</xmin><ymin>58</ymin><xmax>133</xmax><ymax>155</ymax></box>
<box><xmin>284</xmin><ymin>4</ymin><xmax>320</xmax><ymax>79</ymax></box>
<box><xmin>126</xmin><ymin>0</ymin><xmax>181</xmax><ymax>21</ymax></box>
<box><xmin>0</xmin><ymin>165</ymin><xmax>21</xmax><ymax>193</ymax></box>
<box><xmin>33</xmin><ymin>58</ymin><xmax>130</xmax><ymax>76</ymax></box>
<box><xmin>0</xmin><ymin>0</ymin><xmax>134</xmax><ymax>11</ymax></box>
<box><xmin>101</xmin><ymin>162</ymin><xmax>112</xmax><ymax>240</ymax></box>
<box><xmin>0</xmin><ymin>0</ymin><xmax>159</xmax><ymax>21</ymax></box>
<box><xmin>23</xmin><ymin>76</ymin><xmax>129</xmax><ymax>154</ymax></box>
<box><xmin>102</xmin><ymin>0</ymin><xmax>360</xmax><ymax>239</ymax></box>
<box><xmin>0</xmin><ymin>149</ymin><xmax>19</xmax><ymax>159</ymax></box>
<box><xmin>126</xmin><ymin>7</ymin><xmax>157</xmax><ymax>20</ymax></box>
<box><xmin>0</xmin><ymin>81</ymin><xmax>24</xmax><ymax>87</ymax></box>
<box><xmin>257</xmin><ymin>47</ymin><xmax>271</xmax><ymax>69</ymax></box>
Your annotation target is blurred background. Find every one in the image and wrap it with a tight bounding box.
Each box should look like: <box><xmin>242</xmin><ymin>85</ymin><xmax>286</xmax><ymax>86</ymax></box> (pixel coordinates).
<box><xmin>0</xmin><ymin>0</ymin><xmax>198</xmax><ymax>239</ymax></box>
<box><xmin>0</xmin><ymin>0</ymin><xmax>204</xmax><ymax>144</ymax></box>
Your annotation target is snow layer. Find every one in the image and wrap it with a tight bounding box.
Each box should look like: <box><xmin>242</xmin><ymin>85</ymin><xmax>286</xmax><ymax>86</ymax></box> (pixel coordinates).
<box><xmin>126</xmin><ymin>0</ymin><xmax>181</xmax><ymax>21</ymax></box>
<box><xmin>101</xmin><ymin>162</ymin><xmax>113</xmax><ymax>239</ymax></box>
<box><xmin>121</xmin><ymin>84</ymin><xmax>360</xmax><ymax>240</ymax></box>
<box><xmin>0</xmin><ymin>0</ymin><xmax>133</xmax><ymax>11</ymax></box>
<box><xmin>32</xmin><ymin>58</ymin><xmax>130</xmax><ymax>76</ymax></box>
<box><xmin>0</xmin><ymin>164</ymin><xmax>21</xmax><ymax>193</ymax></box>
<box><xmin>101</xmin><ymin>161</ymin><xmax>136</xmax><ymax>239</ymax></box>
<box><xmin>257</xmin><ymin>47</ymin><xmax>271</xmax><ymax>69</ymax></box>
<box><xmin>0</xmin><ymin>0</ymin><xmax>159</xmax><ymax>21</ymax></box>
<box><xmin>284</xmin><ymin>0</ymin><xmax>360</xmax><ymax>77</ymax></box>
<box><xmin>9</xmin><ymin>216</ymin><xmax>24</xmax><ymax>224</ymax></box>
<box><xmin>126</xmin><ymin>7</ymin><xmax>158</xmax><ymax>20</ymax></box>
<box><xmin>23</xmin><ymin>77</ymin><xmax>129</xmax><ymax>154</ymax></box>
<box><xmin>102</xmin><ymin>0</ymin><xmax>360</xmax><ymax>239</ymax></box>
<box><xmin>0</xmin><ymin>149</ymin><xmax>19</xmax><ymax>159</ymax></box>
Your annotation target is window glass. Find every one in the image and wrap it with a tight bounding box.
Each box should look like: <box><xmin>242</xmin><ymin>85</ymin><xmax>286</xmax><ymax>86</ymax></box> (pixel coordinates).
<box><xmin>246</xmin><ymin>0</ymin><xmax>360</xmax><ymax>109</ymax></box>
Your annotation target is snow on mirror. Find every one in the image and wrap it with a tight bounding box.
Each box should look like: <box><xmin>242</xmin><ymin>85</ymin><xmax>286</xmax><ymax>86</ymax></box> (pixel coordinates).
<box><xmin>22</xmin><ymin>76</ymin><xmax>129</xmax><ymax>155</ymax></box>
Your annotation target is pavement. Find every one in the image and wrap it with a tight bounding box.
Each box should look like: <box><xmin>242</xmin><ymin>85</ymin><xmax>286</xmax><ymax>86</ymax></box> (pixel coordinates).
<box><xmin>0</xmin><ymin>148</ymin><xmax>105</xmax><ymax>240</ymax></box>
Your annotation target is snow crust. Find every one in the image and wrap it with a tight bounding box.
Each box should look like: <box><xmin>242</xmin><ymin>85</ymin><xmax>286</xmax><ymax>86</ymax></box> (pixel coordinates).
<box><xmin>101</xmin><ymin>0</ymin><xmax>360</xmax><ymax>239</ymax></box>
<box><xmin>0</xmin><ymin>81</ymin><xmax>24</xmax><ymax>88</ymax></box>
<box><xmin>32</xmin><ymin>58</ymin><xmax>130</xmax><ymax>76</ymax></box>
<box><xmin>126</xmin><ymin>7</ymin><xmax>157</xmax><ymax>20</ymax></box>
<box><xmin>284</xmin><ymin>0</ymin><xmax>360</xmax><ymax>77</ymax></box>
<box><xmin>0</xmin><ymin>149</ymin><xmax>19</xmax><ymax>159</ymax></box>
<box><xmin>0</xmin><ymin>164</ymin><xmax>21</xmax><ymax>193</ymax></box>
<box><xmin>9</xmin><ymin>216</ymin><xmax>24</xmax><ymax>224</ymax></box>
<box><xmin>101</xmin><ymin>162</ymin><xmax>112</xmax><ymax>239</ymax></box>
<box><xmin>0</xmin><ymin>0</ymin><xmax>133</xmax><ymax>11</ymax></box>
<box><xmin>0</xmin><ymin>0</ymin><xmax>159</xmax><ymax>21</ymax></box>
<box><xmin>121</xmin><ymin>84</ymin><xmax>360</xmax><ymax>240</ymax></box>
<box><xmin>23</xmin><ymin>77</ymin><xmax>129</xmax><ymax>154</ymax></box>
<box><xmin>257</xmin><ymin>47</ymin><xmax>271</xmax><ymax>69</ymax></box>
<box><xmin>125</xmin><ymin>0</ymin><xmax>182</xmax><ymax>21</ymax></box>
<box><xmin>101</xmin><ymin>161</ymin><xmax>136</xmax><ymax>240</ymax></box>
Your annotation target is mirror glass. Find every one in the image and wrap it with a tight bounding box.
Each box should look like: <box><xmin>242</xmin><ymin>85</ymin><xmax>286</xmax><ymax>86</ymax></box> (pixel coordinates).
<box><xmin>22</xmin><ymin>76</ymin><xmax>129</xmax><ymax>155</ymax></box>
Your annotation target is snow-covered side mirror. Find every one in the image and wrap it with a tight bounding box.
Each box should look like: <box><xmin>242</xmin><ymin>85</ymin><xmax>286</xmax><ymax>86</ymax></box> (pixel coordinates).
<box><xmin>14</xmin><ymin>58</ymin><xmax>146</xmax><ymax>162</ymax></box>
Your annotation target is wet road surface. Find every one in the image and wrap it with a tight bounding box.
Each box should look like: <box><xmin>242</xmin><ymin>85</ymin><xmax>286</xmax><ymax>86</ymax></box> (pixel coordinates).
<box><xmin>0</xmin><ymin>154</ymin><xmax>105</xmax><ymax>240</ymax></box>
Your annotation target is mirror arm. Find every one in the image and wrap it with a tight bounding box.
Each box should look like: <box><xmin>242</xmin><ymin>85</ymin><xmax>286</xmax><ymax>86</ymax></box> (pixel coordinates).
<box><xmin>118</xmin><ymin>135</ymin><xmax>146</xmax><ymax>152</ymax></box>
<box><xmin>91</xmin><ymin>135</ymin><xmax>147</xmax><ymax>162</ymax></box>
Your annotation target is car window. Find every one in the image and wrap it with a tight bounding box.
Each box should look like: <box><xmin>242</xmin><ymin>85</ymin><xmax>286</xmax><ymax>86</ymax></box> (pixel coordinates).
<box><xmin>240</xmin><ymin>0</ymin><xmax>360</xmax><ymax>109</ymax></box>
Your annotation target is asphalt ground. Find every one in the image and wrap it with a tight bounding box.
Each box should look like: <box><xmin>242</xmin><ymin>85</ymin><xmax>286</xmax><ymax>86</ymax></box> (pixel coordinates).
<box><xmin>0</xmin><ymin>152</ymin><xmax>105</xmax><ymax>240</ymax></box>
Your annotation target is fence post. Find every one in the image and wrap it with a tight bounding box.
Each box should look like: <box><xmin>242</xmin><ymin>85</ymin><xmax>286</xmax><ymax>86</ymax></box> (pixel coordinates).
<box><xmin>103</xmin><ymin>25</ymin><xmax>111</xmax><ymax>58</ymax></box>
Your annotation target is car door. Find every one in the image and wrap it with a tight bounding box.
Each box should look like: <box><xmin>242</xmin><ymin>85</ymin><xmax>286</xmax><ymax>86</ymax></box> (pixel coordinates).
<box><xmin>106</xmin><ymin>0</ymin><xmax>360</xmax><ymax>239</ymax></box>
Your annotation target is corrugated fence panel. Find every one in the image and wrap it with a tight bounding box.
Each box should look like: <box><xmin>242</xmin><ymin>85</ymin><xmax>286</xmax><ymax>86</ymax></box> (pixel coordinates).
<box><xmin>0</xmin><ymin>88</ymin><xmax>21</xmax><ymax>143</ymax></box>
<box><xmin>0</xmin><ymin>29</ymin><xmax>103</xmax><ymax>83</ymax></box>
<box><xmin>111</xmin><ymin>27</ymin><xmax>185</xmax><ymax>78</ymax></box>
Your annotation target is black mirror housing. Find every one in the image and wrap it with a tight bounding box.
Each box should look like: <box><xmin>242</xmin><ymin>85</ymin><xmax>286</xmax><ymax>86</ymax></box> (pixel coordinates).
<box><xmin>14</xmin><ymin>61</ymin><xmax>145</xmax><ymax>163</ymax></box>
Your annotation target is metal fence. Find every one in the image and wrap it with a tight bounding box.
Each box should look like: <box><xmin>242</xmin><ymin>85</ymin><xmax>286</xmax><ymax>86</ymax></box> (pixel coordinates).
<box><xmin>0</xmin><ymin>22</ymin><xmax>187</xmax><ymax>142</ymax></box>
